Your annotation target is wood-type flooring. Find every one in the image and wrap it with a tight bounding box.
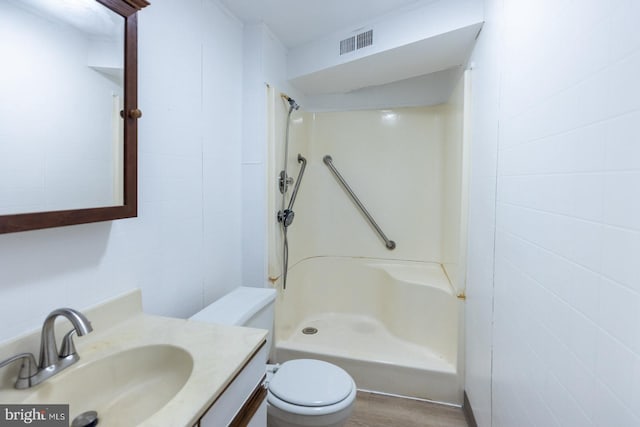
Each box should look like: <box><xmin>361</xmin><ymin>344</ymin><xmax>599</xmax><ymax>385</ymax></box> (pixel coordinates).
<box><xmin>345</xmin><ymin>391</ymin><xmax>468</xmax><ymax>427</ymax></box>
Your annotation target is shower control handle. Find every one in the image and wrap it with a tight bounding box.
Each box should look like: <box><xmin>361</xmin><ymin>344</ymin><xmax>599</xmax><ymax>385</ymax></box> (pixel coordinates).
<box><xmin>279</xmin><ymin>171</ymin><xmax>294</xmax><ymax>194</ymax></box>
<box><xmin>277</xmin><ymin>209</ymin><xmax>295</xmax><ymax>228</ymax></box>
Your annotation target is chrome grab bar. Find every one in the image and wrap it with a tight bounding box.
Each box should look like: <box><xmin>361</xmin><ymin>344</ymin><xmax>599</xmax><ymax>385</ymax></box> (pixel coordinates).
<box><xmin>323</xmin><ymin>155</ymin><xmax>396</xmax><ymax>250</ymax></box>
<box><xmin>287</xmin><ymin>154</ymin><xmax>307</xmax><ymax>213</ymax></box>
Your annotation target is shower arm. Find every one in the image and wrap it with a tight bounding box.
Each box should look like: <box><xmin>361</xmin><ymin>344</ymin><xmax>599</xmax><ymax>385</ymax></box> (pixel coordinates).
<box><xmin>323</xmin><ymin>155</ymin><xmax>396</xmax><ymax>250</ymax></box>
<box><xmin>287</xmin><ymin>154</ymin><xmax>307</xmax><ymax>212</ymax></box>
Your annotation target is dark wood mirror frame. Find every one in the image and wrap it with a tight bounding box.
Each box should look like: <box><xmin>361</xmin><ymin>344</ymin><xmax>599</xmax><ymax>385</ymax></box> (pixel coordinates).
<box><xmin>0</xmin><ymin>0</ymin><xmax>149</xmax><ymax>234</ymax></box>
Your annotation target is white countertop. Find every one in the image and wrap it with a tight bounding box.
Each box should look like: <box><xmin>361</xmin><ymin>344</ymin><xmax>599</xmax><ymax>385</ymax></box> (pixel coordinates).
<box><xmin>0</xmin><ymin>290</ymin><xmax>267</xmax><ymax>427</ymax></box>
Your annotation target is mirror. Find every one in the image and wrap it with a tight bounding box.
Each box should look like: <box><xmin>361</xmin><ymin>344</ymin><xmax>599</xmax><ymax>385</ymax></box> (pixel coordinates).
<box><xmin>0</xmin><ymin>0</ymin><xmax>149</xmax><ymax>234</ymax></box>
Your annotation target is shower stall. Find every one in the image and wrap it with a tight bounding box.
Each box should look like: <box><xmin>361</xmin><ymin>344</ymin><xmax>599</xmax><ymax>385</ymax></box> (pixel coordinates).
<box><xmin>267</xmin><ymin>74</ymin><xmax>470</xmax><ymax>405</ymax></box>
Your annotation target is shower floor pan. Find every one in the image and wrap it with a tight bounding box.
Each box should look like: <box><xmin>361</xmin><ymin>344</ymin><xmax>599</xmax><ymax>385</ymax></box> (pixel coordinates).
<box><xmin>275</xmin><ymin>312</ymin><xmax>460</xmax><ymax>404</ymax></box>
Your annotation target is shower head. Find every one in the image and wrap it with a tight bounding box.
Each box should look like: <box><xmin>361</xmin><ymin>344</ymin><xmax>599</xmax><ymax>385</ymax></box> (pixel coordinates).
<box><xmin>282</xmin><ymin>94</ymin><xmax>300</xmax><ymax>111</ymax></box>
<box><xmin>288</xmin><ymin>97</ymin><xmax>300</xmax><ymax>111</ymax></box>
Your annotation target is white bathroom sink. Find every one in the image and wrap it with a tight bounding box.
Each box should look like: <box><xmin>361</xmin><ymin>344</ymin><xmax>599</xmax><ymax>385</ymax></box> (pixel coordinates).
<box><xmin>22</xmin><ymin>345</ymin><xmax>193</xmax><ymax>426</ymax></box>
<box><xmin>0</xmin><ymin>291</ymin><xmax>268</xmax><ymax>427</ymax></box>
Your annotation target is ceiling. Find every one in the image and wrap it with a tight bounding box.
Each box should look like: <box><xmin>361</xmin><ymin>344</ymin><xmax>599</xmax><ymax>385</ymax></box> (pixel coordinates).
<box><xmin>219</xmin><ymin>0</ymin><xmax>437</xmax><ymax>48</ymax></box>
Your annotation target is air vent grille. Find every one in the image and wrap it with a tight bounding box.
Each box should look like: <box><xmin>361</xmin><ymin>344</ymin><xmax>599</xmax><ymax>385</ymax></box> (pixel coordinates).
<box><xmin>340</xmin><ymin>36</ymin><xmax>356</xmax><ymax>55</ymax></box>
<box><xmin>357</xmin><ymin>30</ymin><xmax>373</xmax><ymax>49</ymax></box>
<box><xmin>340</xmin><ymin>29</ymin><xmax>373</xmax><ymax>55</ymax></box>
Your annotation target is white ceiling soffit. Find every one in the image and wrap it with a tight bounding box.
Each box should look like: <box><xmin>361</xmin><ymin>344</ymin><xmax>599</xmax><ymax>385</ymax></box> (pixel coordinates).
<box><xmin>290</xmin><ymin>23</ymin><xmax>482</xmax><ymax>95</ymax></box>
<box><xmin>305</xmin><ymin>67</ymin><xmax>464</xmax><ymax>112</ymax></box>
<box><xmin>218</xmin><ymin>0</ymin><xmax>437</xmax><ymax>49</ymax></box>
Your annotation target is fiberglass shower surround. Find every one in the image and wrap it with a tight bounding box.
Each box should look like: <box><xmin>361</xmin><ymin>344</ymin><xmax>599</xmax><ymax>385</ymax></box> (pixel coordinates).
<box><xmin>276</xmin><ymin>96</ymin><xmax>400</xmax><ymax>291</ymax></box>
<box><xmin>268</xmin><ymin>85</ymin><xmax>470</xmax><ymax>403</ymax></box>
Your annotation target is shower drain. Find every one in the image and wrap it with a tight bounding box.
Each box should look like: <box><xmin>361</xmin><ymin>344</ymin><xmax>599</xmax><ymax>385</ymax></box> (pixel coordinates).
<box><xmin>302</xmin><ymin>327</ymin><xmax>318</xmax><ymax>335</ymax></box>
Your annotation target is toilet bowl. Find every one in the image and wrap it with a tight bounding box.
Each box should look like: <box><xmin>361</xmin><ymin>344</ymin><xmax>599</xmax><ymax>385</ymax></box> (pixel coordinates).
<box><xmin>190</xmin><ymin>286</ymin><xmax>356</xmax><ymax>427</ymax></box>
<box><xmin>266</xmin><ymin>359</ymin><xmax>356</xmax><ymax>427</ymax></box>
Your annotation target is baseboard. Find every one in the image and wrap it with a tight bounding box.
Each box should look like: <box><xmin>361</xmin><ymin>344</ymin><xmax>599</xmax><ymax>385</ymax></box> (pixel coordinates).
<box><xmin>463</xmin><ymin>391</ymin><xmax>478</xmax><ymax>427</ymax></box>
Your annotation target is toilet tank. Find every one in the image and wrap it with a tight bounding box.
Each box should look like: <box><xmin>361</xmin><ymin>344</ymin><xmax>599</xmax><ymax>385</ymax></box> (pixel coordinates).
<box><xmin>190</xmin><ymin>286</ymin><xmax>277</xmax><ymax>354</ymax></box>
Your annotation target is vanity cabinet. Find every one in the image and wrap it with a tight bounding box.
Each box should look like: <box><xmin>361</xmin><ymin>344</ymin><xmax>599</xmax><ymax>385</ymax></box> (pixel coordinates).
<box><xmin>195</xmin><ymin>343</ymin><xmax>268</xmax><ymax>427</ymax></box>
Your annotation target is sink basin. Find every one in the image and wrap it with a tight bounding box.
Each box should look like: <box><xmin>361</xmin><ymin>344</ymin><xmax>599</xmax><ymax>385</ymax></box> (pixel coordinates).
<box><xmin>23</xmin><ymin>345</ymin><xmax>193</xmax><ymax>426</ymax></box>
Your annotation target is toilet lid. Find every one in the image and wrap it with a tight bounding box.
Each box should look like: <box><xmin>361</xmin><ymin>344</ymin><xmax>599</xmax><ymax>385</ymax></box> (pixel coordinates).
<box><xmin>269</xmin><ymin>359</ymin><xmax>353</xmax><ymax>407</ymax></box>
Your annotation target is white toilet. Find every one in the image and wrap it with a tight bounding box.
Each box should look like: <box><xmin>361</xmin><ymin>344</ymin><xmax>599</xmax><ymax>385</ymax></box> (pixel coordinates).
<box><xmin>190</xmin><ymin>286</ymin><xmax>357</xmax><ymax>427</ymax></box>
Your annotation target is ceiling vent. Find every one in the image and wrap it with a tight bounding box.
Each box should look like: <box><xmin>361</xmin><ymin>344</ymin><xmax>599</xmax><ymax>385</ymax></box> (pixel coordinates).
<box><xmin>357</xmin><ymin>30</ymin><xmax>373</xmax><ymax>50</ymax></box>
<box><xmin>340</xmin><ymin>36</ymin><xmax>356</xmax><ymax>55</ymax></box>
<box><xmin>339</xmin><ymin>29</ymin><xmax>373</xmax><ymax>55</ymax></box>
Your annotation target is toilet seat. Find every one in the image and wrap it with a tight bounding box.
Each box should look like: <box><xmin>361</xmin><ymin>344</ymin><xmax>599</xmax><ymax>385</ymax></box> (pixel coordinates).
<box><xmin>267</xmin><ymin>359</ymin><xmax>356</xmax><ymax>416</ymax></box>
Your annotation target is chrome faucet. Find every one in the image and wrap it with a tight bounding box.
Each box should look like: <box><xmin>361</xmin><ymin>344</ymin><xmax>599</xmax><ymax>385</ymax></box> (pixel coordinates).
<box><xmin>0</xmin><ymin>308</ymin><xmax>92</xmax><ymax>389</ymax></box>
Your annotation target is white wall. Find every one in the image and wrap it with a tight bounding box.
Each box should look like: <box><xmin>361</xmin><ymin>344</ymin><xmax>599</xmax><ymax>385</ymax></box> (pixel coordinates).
<box><xmin>0</xmin><ymin>0</ymin><xmax>244</xmax><ymax>343</ymax></box>
<box><xmin>240</xmin><ymin>24</ymin><xmax>268</xmax><ymax>288</ymax></box>
<box><xmin>466</xmin><ymin>0</ymin><xmax>640</xmax><ymax>425</ymax></box>
<box><xmin>463</xmin><ymin>1</ymin><xmax>501</xmax><ymax>425</ymax></box>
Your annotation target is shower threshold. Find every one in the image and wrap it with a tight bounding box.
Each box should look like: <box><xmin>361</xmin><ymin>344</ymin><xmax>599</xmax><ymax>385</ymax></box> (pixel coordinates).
<box><xmin>275</xmin><ymin>312</ymin><xmax>460</xmax><ymax>404</ymax></box>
